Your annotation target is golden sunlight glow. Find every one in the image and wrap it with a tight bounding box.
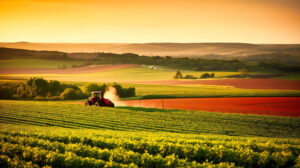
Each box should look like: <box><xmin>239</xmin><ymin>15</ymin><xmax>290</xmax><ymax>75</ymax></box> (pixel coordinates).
<box><xmin>0</xmin><ymin>0</ymin><xmax>299</xmax><ymax>43</ymax></box>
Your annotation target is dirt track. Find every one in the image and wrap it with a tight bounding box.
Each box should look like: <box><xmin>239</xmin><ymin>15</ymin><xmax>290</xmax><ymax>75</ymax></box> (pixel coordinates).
<box><xmin>0</xmin><ymin>64</ymin><xmax>138</xmax><ymax>74</ymax></box>
<box><xmin>130</xmin><ymin>79</ymin><xmax>300</xmax><ymax>90</ymax></box>
<box><xmin>122</xmin><ymin>97</ymin><xmax>300</xmax><ymax>117</ymax></box>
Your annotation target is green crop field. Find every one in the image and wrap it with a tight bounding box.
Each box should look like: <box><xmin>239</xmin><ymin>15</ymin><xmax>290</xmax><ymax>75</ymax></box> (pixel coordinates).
<box><xmin>1</xmin><ymin>60</ymin><xmax>300</xmax><ymax>167</ymax></box>
<box><xmin>0</xmin><ymin>67</ymin><xmax>242</xmax><ymax>82</ymax></box>
<box><xmin>0</xmin><ymin>100</ymin><xmax>299</xmax><ymax>167</ymax></box>
<box><xmin>1</xmin><ymin>124</ymin><xmax>299</xmax><ymax>168</ymax></box>
<box><xmin>0</xmin><ymin>59</ymin><xmax>86</xmax><ymax>69</ymax></box>
<box><xmin>0</xmin><ymin>58</ymin><xmax>293</xmax><ymax>83</ymax></box>
<box><xmin>0</xmin><ymin>59</ymin><xmax>266</xmax><ymax>83</ymax></box>
<box><xmin>274</xmin><ymin>74</ymin><xmax>300</xmax><ymax>80</ymax></box>
<box><xmin>127</xmin><ymin>84</ymin><xmax>300</xmax><ymax>99</ymax></box>
<box><xmin>1</xmin><ymin>100</ymin><xmax>299</xmax><ymax>137</ymax></box>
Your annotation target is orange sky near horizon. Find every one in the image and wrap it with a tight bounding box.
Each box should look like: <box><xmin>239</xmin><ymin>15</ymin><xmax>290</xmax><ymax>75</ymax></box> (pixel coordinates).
<box><xmin>0</xmin><ymin>0</ymin><xmax>299</xmax><ymax>43</ymax></box>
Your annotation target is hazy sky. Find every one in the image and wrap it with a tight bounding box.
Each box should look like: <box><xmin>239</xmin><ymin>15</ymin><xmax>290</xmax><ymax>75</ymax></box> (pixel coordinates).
<box><xmin>0</xmin><ymin>0</ymin><xmax>299</xmax><ymax>43</ymax></box>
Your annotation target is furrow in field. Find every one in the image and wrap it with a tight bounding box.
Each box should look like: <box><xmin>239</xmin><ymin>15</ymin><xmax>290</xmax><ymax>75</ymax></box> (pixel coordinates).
<box><xmin>1</xmin><ymin>104</ymin><xmax>201</xmax><ymax>133</ymax></box>
<box><xmin>0</xmin><ymin>112</ymin><xmax>132</xmax><ymax>131</ymax></box>
<box><xmin>0</xmin><ymin>110</ymin><xmax>163</xmax><ymax>132</ymax></box>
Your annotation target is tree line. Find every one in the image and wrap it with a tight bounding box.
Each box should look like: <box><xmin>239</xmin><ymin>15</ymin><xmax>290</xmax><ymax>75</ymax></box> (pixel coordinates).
<box><xmin>173</xmin><ymin>71</ymin><xmax>214</xmax><ymax>79</ymax></box>
<box><xmin>0</xmin><ymin>78</ymin><xmax>135</xmax><ymax>100</ymax></box>
<box><xmin>0</xmin><ymin>47</ymin><xmax>68</xmax><ymax>60</ymax></box>
<box><xmin>95</xmin><ymin>53</ymin><xmax>300</xmax><ymax>72</ymax></box>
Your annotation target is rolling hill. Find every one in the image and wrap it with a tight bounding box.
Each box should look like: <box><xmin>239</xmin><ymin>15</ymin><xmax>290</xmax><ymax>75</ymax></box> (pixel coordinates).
<box><xmin>1</xmin><ymin>42</ymin><xmax>300</xmax><ymax>64</ymax></box>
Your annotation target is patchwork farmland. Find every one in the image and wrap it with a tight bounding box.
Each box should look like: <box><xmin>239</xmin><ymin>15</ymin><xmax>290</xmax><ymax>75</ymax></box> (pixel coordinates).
<box><xmin>0</xmin><ymin>48</ymin><xmax>300</xmax><ymax>167</ymax></box>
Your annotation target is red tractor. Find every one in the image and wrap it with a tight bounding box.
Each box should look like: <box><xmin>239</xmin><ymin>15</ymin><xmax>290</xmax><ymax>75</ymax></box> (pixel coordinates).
<box><xmin>85</xmin><ymin>91</ymin><xmax>114</xmax><ymax>107</ymax></box>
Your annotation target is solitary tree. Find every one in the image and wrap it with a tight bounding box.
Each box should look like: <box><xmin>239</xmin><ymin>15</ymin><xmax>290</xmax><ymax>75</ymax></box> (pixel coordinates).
<box><xmin>173</xmin><ymin>70</ymin><xmax>183</xmax><ymax>79</ymax></box>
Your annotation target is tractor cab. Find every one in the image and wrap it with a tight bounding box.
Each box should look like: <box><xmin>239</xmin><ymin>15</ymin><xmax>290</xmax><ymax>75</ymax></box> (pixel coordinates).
<box><xmin>89</xmin><ymin>91</ymin><xmax>102</xmax><ymax>103</ymax></box>
<box><xmin>85</xmin><ymin>91</ymin><xmax>114</xmax><ymax>107</ymax></box>
<box><xmin>92</xmin><ymin>91</ymin><xmax>101</xmax><ymax>98</ymax></box>
<box><xmin>91</xmin><ymin>91</ymin><xmax>102</xmax><ymax>98</ymax></box>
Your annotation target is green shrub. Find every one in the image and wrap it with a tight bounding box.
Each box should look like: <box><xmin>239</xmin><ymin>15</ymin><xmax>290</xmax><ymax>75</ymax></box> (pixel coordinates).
<box><xmin>82</xmin><ymin>83</ymin><xmax>107</xmax><ymax>95</ymax></box>
<box><xmin>112</xmin><ymin>84</ymin><xmax>135</xmax><ymax>98</ymax></box>
<box><xmin>26</xmin><ymin>77</ymin><xmax>49</xmax><ymax>96</ymax></box>
<box><xmin>0</xmin><ymin>83</ymin><xmax>18</xmax><ymax>94</ymax></box>
<box><xmin>0</xmin><ymin>86</ymin><xmax>13</xmax><ymax>99</ymax></box>
<box><xmin>16</xmin><ymin>84</ymin><xmax>36</xmax><ymax>98</ymax></box>
<box><xmin>48</xmin><ymin>80</ymin><xmax>63</xmax><ymax>96</ymax></box>
<box><xmin>16</xmin><ymin>78</ymin><xmax>83</xmax><ymax>100</ymax></box>
<box><xmin>183</xmin><ymin>75</ymin><xmax>197</xmax><ymax>79</ymax></box>
<box><xmin>200</xmin><ymin>73</ymin><xmax>211</xmax><ymax>79</ymax></box>
<box><xmin>61</xmin><ymin>83</ymin><xmax>81</xmax><ymax>91</ymax></box>
<box><xmin>59</xmin><ymin>88</ymin><xmax>84</xmax><ymax>100</ymax></box>
<box><xmin>200</xmin><ymin>72</ymin><xmax>215</xmax><ymax>79</ymax></box>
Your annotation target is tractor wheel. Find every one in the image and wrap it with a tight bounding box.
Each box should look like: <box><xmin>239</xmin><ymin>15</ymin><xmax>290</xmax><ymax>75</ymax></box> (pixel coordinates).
<box><xmin>110</xmin><ymin>103</ymin><xmax>115</xmax><ymax>107</ymax></box>
<box><xmin>85</xmin><ymin>101</ymin><xmax>91</xmax><ymax>106</ymax></box>
<box><xmin>94</xmin><ymin>102</ymin><xmax>100</xmax><ymax>106</ymax></box>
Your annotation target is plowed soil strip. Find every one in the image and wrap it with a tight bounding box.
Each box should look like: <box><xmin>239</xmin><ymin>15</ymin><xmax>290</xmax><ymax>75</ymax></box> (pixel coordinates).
<box><xmin>122</xmin><ymin>97</ymin><xmax>300</xmax><ymax>117</ymax></box>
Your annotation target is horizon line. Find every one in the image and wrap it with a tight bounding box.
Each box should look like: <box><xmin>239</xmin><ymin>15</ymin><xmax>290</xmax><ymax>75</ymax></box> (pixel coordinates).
<box><xmin>1</xmin><ymin>41</ymin><xmax>300</xmax><ymax>45</ymax></box>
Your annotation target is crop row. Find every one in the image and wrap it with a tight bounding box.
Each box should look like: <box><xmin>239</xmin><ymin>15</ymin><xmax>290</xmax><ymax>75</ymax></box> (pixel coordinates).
<box><xmin>0</xmin><ymin>103</ymin><xmax>201</xmax><ymax>133</ymax></box>
<box><xmin>0</xmin><ymin>130</ymin><xmax>299</xmax><ymax>168</ymax></box>
<box><xmin>0</xmin><ymin>142</ymin><xmax>134</xmax><ymax>168</ymax></box>
<box><xmin>1</xmin><ymin>131</ymin><xmax>298</xmax><ymax>156</ymax></box>
<box><xmin>0</xmin><ymin>100</ymin><xmax>299</xmax><ymax>138</ymax></box>
<box><xmin>0</xmin><ymin>141</ymin><xmax>239</xmax><ymax>168</ymax></box>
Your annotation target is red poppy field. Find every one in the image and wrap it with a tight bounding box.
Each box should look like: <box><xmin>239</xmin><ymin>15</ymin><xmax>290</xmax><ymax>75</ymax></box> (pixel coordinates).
<box><xmin>122</xmin><ymin>97</ymin><xmax>300</xmax><ymax>117</ymax></box>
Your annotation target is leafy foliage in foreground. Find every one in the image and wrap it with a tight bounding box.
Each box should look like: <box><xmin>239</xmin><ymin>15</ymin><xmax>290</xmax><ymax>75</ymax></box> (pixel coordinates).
<box><xmin>0</xmin><ymin>124</ymin><xmax>299</xmax><ymax>168</ymax></box>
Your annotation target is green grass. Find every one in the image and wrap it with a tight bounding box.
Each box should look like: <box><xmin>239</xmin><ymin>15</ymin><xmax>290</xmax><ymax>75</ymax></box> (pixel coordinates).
<box><xmin>0</xmin><ymin>62</ymin><xmax>257</xmax><ymax>82</ymax></box>
<box><xmin>274</xmin><ymin>73</ymin><xmax>300</xmax><ymax>80</ymax></box>
<box><xmin>0</xmin><ymin>100</ymin><xmax>299</xmax><ymax>138</ymax></box>
<box><xmin>0</xmin><ymin>67</ymin><xmax>173</xmax><ymax>82</ymax></box>
<box><xmin>0</xmin><ymin>59</ymin><xmax>86</xmax><ymax>69</ymax></box>
<box><xmin>121</xmin><ymin>83</ymin><xmax>300</xmax><ymax>99</ymax></box>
